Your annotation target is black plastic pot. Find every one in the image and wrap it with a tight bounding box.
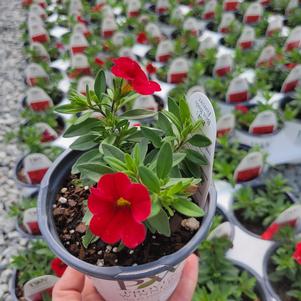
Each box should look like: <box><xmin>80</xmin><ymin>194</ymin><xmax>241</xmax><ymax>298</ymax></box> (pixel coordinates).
<box><xmin>9</xmin><ymin>269</ymin><xmax>18</xmax><ymax>301</ymax></box>
<box><xmin>230</xmin><ymin>183</ymin><xmax>297</xmax><ymax>239</ymax></box>
<box><xmin>38</xmin><ymin>149</ymin><xmax>216</xmax><ymax>282</ymax></box>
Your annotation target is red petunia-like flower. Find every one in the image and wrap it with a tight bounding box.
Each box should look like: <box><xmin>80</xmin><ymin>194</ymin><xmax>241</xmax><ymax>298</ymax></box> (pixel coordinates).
<box><xmin>136</xmin><ymin>32</ymin><xmax>148</xmax><ymax>44</ymax></box>
<box><xmin>111</xmin><ymin>57</ymin><xmax>161</xmax><ymax>95</ymax></box>
<box><xmin>261</xmin><ymin>223</ymin><xmax>279</xmax><ymax>240</ymax></box>
<box><xmin>51</xmin><ymin>258</ymin><xmax>67</xmax><ymax>277</ymax></box>
<box><xmin>146</xmin><ymin>63</ymin><xmax>157</xmax><ymax>75</ymax></box>
<box><xmin>235</xmin><ymin>105</ymin><xmax>249</xmax><ymax>113</ymax></box>
<box><xmin>88</xmin><ymin>172</ymin><xmax>151</xmax><ymax>249</ymax></box>
<box><xmin>292</xmin><ymin>242</ymin><xmax>301</xmax><ymax>265</ymax></box>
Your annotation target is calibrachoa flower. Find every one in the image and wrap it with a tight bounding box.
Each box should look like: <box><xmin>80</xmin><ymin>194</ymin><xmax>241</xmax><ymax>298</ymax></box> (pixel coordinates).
<box><xmin>146</xmin><ymin>63</ymin><xmax>157</xmax><ymax>75</ymax></box>
<box><xmin>88</xmin><ymin>172</ymin><xmax>151</xmax><ymax>249</ymax></box>
<box><xmin>51</xmin><ymin>258</ymin><xmax>67</xmax><ymax>277</ymax></box>
<box><xmin>292</xmin><ymin>242</ymin><xmax>301</xmax><ymax>265</ymax></box>
<box><xmin>111</xmin><ymin>57</ymin><xmax>161</xmax><ymax>95</ymax></box>
<box><xmin>261</xmin><ymin>223</ymin><xmax>280</xmax><ymax>240</ymax></box>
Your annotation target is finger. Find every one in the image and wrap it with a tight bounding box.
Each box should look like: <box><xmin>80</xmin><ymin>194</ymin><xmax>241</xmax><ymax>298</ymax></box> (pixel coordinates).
<box><xmin>169</xmin><ymin>254</ymin><xmax>199</xmax><ymax>301</ymax></box>
<box><xmin>52</xmin><ymin>267</ymin><xmax>85</xmax><ymax>301</ymax></box>
<box><xmin>82</xmin><ymin>276</ymin><xmax>105</xmax><ymax>301</ymax></box>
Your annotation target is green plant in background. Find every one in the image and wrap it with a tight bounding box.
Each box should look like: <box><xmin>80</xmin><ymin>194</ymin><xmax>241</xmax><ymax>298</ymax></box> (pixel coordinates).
<box><xmin>287</xmin><ymin>7</ymin><xmax>301</xmax><ymax>28</ymax></box>
<box><xmin>204</xmin><ymin>76</ymin><xmax>231</xmax><ymax>101</ymax></box>
<box><xmin>234</xmin><ymin>48</ymin><xmax>260</xmax><ymax>69</ymax></box>
<box><xmin>200</xmin><ymin>48</ymin><xmax>217</xmax><ymax>76</ymax></box>
<box><xmin>233</xmin><ymin>175</ymin><xmax>293</xmax><ymax>230</ymax></box>
<box><xmin>222</xmin><ymin>21</ymin><xmax>242</xmax><ymax>48</ymax></box>
<box><xmin>284</xmin><ymin>87</ymin><xmax>301</xmax><ymax>121</ymax></box>
<box><xmin>10</xmin><ymin>240</ymin><xmax>55</xmax><ymax>287</ymax></box>
<box><xmin>8</xmin><ymin>196</ymin><xmax>37</xmax><ymax>223</ymax></box>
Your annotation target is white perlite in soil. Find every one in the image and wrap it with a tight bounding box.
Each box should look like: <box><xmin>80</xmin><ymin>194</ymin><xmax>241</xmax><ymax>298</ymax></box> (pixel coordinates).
<box><xmin>0</xmin><ymin>1</ymin><xmax>28</xmax><ymax>300</ymax></box>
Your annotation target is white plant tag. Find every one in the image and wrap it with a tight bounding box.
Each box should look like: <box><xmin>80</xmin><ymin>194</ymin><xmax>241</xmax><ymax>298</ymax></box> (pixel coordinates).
<box><xmin>208</xmin><ymin>222</ymin><xmax>234</xmax><ymax>240</ymax></box>
<box><xmin>24</xmin><ymin>275</ymin><xmax>59</xmax><ymax>301</ymax></box>
<box><xmin>127</xmin><ymin>0</ymin><xmax>141</xmax><ymax>17</ymax></box>
<box><xmin>27</xmin><ymin>13</ymin><xmax>44</xmax><ymax>27</ymax></box>
<box><xmin>256</xmin><ymin>45</ymin><xmax>275</xmax><ymax>67</ymax></box>
<box><xmin>101</xmin><ymin>5</ymin><xmax>114</xmax><ymax>18</ymax></box>
<box><xmin>112</xmin><ymin>32</ymin><xmax>126</xmax><ymax>46</ymax></box>
<box><xmin>35</xmin><ymin>122</ymin><xmax>58</xmax><ymax>142</ymax></box>
<box><xmin>286</xmin><ymin>0</ymin><xmax>298</xmax><ymax>15</ymax></box>
<box><xmin>77</xmin><ymin>76</ymin><xmax>94</xmax><ymax>95</ymax></box>
<box><xmin>156</xmin><ymin>0</ymin><xmax>170</xmax><ymax>14</ymax></box>
<box><xmin>223</xmin><ymin>0</ymin><xmax>240</xmax><ymax>12</ymax></box>
<box><xmin>25</xmin><ymin>63</ymin><xmax>48</xmax><ymax>86</ymax></box>
<box><xmin>29</xmin><ymin>23</ymin><xmax>49</xmax><ymax>43</ymax></box>
<box><xmin>226</xmin><ymin>77</ymin><xmax>249</xmax><ymax>103</ymax></box>
<box><xmin>249</xmin><ymin>110</ymin><xmax>278</xmax><ymax>135</ymax></box>
<box><xmin>273</xmin><ymin>204</ymin><xmax>301</xmax><ymax>229</ymax></box>
<box><xmin>30</xmin><ymin>42</ymin><xmax>50</xmax><ymax>61</ymax></box>
<box><xmin>237</xmin><ymin>26</ymin><xmax>255</xmax><ymax>49</ymax></box>
<box><xmin>199</xmin><ymin>36</ymin><xmax>216</xmax><ymax>53</ymax></box>
<box><xmin>71</xmin><ymin>53</ymin><xmax>89</xmax><ymax>69</ymax></box>
<box><xmin>187</xmin><ymin>85</ymin><xmax>205</xmax><ymax>99</ymax></box>
<box><xmin>101</xmin><ymin>17</ymin><xmax>117</xmax><ymax>38</ymax></box>
<box><xmin>266</xmin><ymin>15</ymin><xmax>283</xmax><ymax>36</ymax></box>
<box><xmin>119</xmin><ymin>47</ymin><xmax>136</xmax><ymax>59</ymax></box>
<box><xmin>156</xmin><ymin>40</ymin><xmax>173</xmax><ymax>62</ymax></box>
<box><xmin>23</xmin><ymin>207</ymin><xmax>40</xmax><ymax>235</ymax></box>
<box><xmin>29</xmin><ymin>3</ymin><xmax>46</xmax><ymax>19</ymax></box>
<box><xmin>284</xmin><ymin>26</ymin><xmax>301</xmax><ymax>51</ymax></box>
<box><xmin>218</xmin><ymin>12</ymin><xmax>235</xmax><ymax>33</ymax></box>
<box><xmin>183</xmin><ymin>17</ymin><xmax>199</xmax><ymax>36</ymax></box>
<box><xmin>281</xmin><ymin>64</ymin><xmax>301</xmax><ymax>93</ymax></box>
<box><xmin>234</xmin><ymin>152</ymin><xmax>263</xmax><ymax>182</ymax></box>
<box><xmin>26</xmin><ymin>87</ymin><xmax>53</xmax><ymax>111</ymax></box>
<box><xmin>23</xmin><ymin>153</ymin><xmax>52</xmax><ymax>184</ymax></box>
<box><xmin>213</xmin><ymin>53</ymin><xmax>233</xmax><ymax>77</ymax></box>
<box><xmin>171</xmin><ymin>7</ymin><xmax>184</xmax><ymax>22</ymax></box>
<box><xmin>70</xmin><ymin>32</ymin><xmax>88</xmax><ymax>54</ymax></box>
<box><xmin>186</xmin><ymin>92</ymin><xmax>217</xmax><ymax>204</ymax></box>
<box><xmin>203</xmin><ymin>0</ymin><xmax>217</xmax><ymax>20</ymax></box>
<box><xmin>243</xmin><ymin>3</ymin><xmax>263</xmax><ymax>24</ymax></box>
<box><xmin>35</xmin><ymin>0</ymin><xmax>47</xmax><ymax>8</ymax></box>
<box><xmin>69</xmin><ymin>0</ymin><xmax>83</xmax><ymax>16</ymax></box>
<box><xmin>133</xmin><ymin>95</ymin><xmax>158</xmax><ymax>111</ymax></box>
<box><xmin>217</xmin><ymin>113</ymin><xmax>235</xmax><ymax>137</ymax></box>
<box><xmin>167</xmin><ymin>57</ymin><xmax>189</xmax><ymax>84</ymax></box>
<box><xmin>145</xmin><ymin>22</ymin><xmax>162</xmax><ymax>40</ymax></box>
<box><xmin>73</xmin><ymin>23</ymin><xmax>90</xmax><ymax>37</ymax></box>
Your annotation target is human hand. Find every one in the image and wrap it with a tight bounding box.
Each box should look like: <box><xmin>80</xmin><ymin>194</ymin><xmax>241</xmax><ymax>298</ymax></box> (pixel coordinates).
<box><xmin>52</xmin><ymin>254</ymin><xmax>199</xmax><ymax>301</ymax></box>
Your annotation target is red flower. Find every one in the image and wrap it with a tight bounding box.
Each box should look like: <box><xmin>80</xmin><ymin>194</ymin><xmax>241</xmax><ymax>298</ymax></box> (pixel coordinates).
<box><xmin>51</xmin><ymin>258</ymin><xmax>67</xmax><ymax>277</ymax></box>
<box><xmin>136</xmin><ymin>32</ymin><xmax>148</xmax><ymax>44</ymax></box>
<box><xmin>261</xmin><ymin>223</ymin><xmax>280</xmax><ymax>240</ymax></box>
<box><xmin>292</xmin><ymin>242</ymin><xmax>301</xmax><ymax>265</ymax></box>
<box><xmin>111</xmin><ymin>57</ymin><xmax>161</xmax><ymax>95</ymax></box>
<box><xmin>146</xmin><ymin>63</ymin><xmax>157</xmax><ymax>75</ymax></box>
<box><xmin>88</xmin><ymin>172</ymin><xmax>151</xmax><ymax>249</ymax></box>
<box><xmin>235</xmin><ymin>105</ymin><xmax>249</xmax><ymax>113</ymax></box>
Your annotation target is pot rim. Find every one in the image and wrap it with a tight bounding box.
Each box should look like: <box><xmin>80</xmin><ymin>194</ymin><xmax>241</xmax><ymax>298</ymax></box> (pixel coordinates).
<box><xmin>38</xmin><ymin>148</ymin><xmax>217</xmax><ymax>280</ymax></box>
<box><xmin>9</xmin><ymin>269</ymin><xmax>18</xmax><ymax>301</ymax></box>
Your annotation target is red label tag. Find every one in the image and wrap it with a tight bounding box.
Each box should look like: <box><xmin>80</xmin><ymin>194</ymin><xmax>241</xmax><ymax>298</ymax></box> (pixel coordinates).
<box><xmin>27</xmin><ymin>168</ymin><xmax>49</xmax><ymax>184</ymax></box>
<box><xmin>223</xmin><ymin>0</ymin><xmax>239</xmax><ymax>11</ymax></box>
<box><xmin>236</xmin><ymin>166</ymin><xmax>262</xmax><ymax>182</ymax></box>
<box><xmin>30</xmin><ymin>100</ymin><xmax>51</xmax><ymax>111</ymax></box>
<box><xmin>158</xmin><ymin>54</ymin><xmax>171</xmax><ymax>63</ymax></box>
<box><xmin>239</xmin><ymin>40</ymin><xmax>254</xmax><ymax>49</ymax></box>
<box><xmin>31</xmin><ymin>33</ymin><xmax>48</xmax><ymax>43</ymax></box>
<box><xmin>228</xmin><ymin>91</ymin><xmax>248</xmax><ymax>102</ymax></box>
<box><xmin>251</xmin><ymin>125</ymin><xmax>275</xmax><ymax>134</ymax></box>
<box><xmin>169</xmin><ymin>73</ymin><xmax>187</xmax><ymax>84</ymax></box>
<box><xmin>215</xmin><ymin>66</ymin><xmax>231</xmax><ymax>77</ymax></box>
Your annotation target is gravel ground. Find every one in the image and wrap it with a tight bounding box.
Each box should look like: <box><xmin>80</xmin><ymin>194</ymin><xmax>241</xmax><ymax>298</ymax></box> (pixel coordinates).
<box><xmin>0</xmin><ymin>2</ymin><xmax>300</xmax><ymax>301</ymax></box>
<box><xmin>0</xmin><ymin>1</ymin><xmax>28</xmax><ymax>300</ymax></box>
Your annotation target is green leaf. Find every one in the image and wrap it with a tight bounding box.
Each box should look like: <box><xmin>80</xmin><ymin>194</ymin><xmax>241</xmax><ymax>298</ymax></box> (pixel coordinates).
<box><xmin>147</xmin><ymin>208</ymin><xmax>171</xmax><ymax>236</ymax></box>
<box><xmin>77</xmin><ymin>163</ymin><xmax>113</xmax><ymax>182</ymax></box>
<box><xmin>157</xmin><ymin>112</ymin><xmax>174</xmax><ymax>136</ymax></box>
<box><xmin>141</xmin><ymin>127</ymin><xmax>162</xmax><ymax>148</ymax></box>
<box><xmin>103</xmin><ymin>156</ymin><xmax>127</xmax><ymax>170</ymax></box>
<box><xmin>156</xmin><ymin>142</ymin><xmax>173</xmax><ymax>179</ymax></box>
<box><xmin>94</xmin><ymin>69</ymin><xmax>106</xmax><ymax>101</ymax></box>
<box><xmin>172</xmin><ymin>153</ymin><xmax>186</xmax><ymax>167</ymax></box>
<box><xmin>82</xmin><ymin>208</ymin><xmax>93</xmax><ymax>225</ymax></box>
<box><xmin>186</xmin><ymin>149</ymin><xmax>208</xmax><ymax>165</ymax></box>
<box><xmin>82</xmin><ymin>227</ymin><xmax>99</xmax><ymax>248</ymax></box>
<box><xmin>101</xmin><ymin>143</ymin><xmax>125</xmax><ymax>161</ymax></box>
<box><xmin>161</xmin><ymin>111</ymin><xmax>182</xmax><ymax>132</ymax></box>
<box><xmin>55</xmin><ymin>103</ymin><xmax>86</xmax><ymax>114</ymax></box>
<box><xmin>173</xmin><ymin>198</ymin><xmax>204</xmax><ymax>217</ymax></box>
<box><xmin>72</xmin><ymin>149</ymin><xmax>102</xmax><ymax>174</ymax></box>
<box><xmin>120</xmin><ymin>109</ymin><xmax>156</xmax><ymax>119</ymax></box>
<box><xmin>63</xmin><ymin>118</ymin><xmax>99</xmax><ymax>138</ymax></box>
<box><xmin>188</xmin><ymin>134</ymin><xmax>211</xmax><ymax>147</ymax></box>
<box><xmin>139</xmin><ymin>166</ymin><xmax>160</xmax><ymax>193</ymax></box>
<box><xmin>150</xmin><ymin>200</ymin><xmax>161</xmax><ymax>217</ymax></box>
<box><xmin>168</xmin><ymin>97</ymin><xmax>180</xmax><ymax>119</ymax></box>
<box><xmin>70</xmin><ymin>134</ymin><xmax>98</xmax><ymax>150</ymax></box>
<box><xmin>178</xmin><ymin>98</ymin><xmax>191</xmax><ymax>123</ymax></box>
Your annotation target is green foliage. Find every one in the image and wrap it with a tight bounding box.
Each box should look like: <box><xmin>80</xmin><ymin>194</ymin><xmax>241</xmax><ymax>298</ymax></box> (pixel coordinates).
<box><xmin>8</xmin><ymin>197</ymin><xmax>37</xmax><ymax>222</ymax></box>
<box><xmin>10</xmin><ymin>240</ymin><xmax>55</xmax><ymax>286</ymax></box>
<box><xmin>284</xmin><ymin>87</ymin><xmax>301</xmax><ymax>121</ymax></box>
<box><xmin>233</xmin><ymin>175</ymin><xmax>293</xmax><ymax>228</ymax></box>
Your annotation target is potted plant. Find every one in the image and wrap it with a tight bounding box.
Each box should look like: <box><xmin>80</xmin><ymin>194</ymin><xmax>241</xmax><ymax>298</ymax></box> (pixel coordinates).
<box><xmin>282</xmin><ymin>87</ymin><xmax>301</xmax><ymax>122</ymax></box>
<box><xmin>10</xmin><ymin>240</ymin><xmax>67</xmax><ymax>301</ymax></box>
<box><xmin>234</xmin><ymin>47</ymin><xmax>261</xmax><ymax>69</ymax></box>
<box><xmin>264</xmin><ymin>226</ymin><xmax>301</xmax><ymax>301</ymax></box>
<box><xmin>38</xmin><ymin>57</ymin><xmax>217</xmax><ymax>300</ymax></box>
<box><xmin>220</xmin><ymin>20</ymin><xmax>242</xmax><ymax>48</ymax></box>
<box><xmin>232</xmin><ymin>175</ymin><xmax>295</xmax><ymax>238</ymax></box>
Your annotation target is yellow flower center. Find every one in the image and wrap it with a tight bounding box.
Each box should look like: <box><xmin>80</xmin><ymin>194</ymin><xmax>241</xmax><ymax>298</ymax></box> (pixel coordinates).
<box><xmin>117</xmin><ymin>197</ymin><xmax>131</xmax><ymax>207</ymax></box>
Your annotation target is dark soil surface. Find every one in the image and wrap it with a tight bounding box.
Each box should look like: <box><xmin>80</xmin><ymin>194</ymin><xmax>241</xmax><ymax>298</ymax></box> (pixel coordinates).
<box><xmin>234</xmin><ymin>209</ymin><xmax>265</xmax><ymax>235</ymax></box>
<box><xmin>53</xmin><ymin>174</ymin><xmax>201</xmax><ymax>267</ymax></box>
